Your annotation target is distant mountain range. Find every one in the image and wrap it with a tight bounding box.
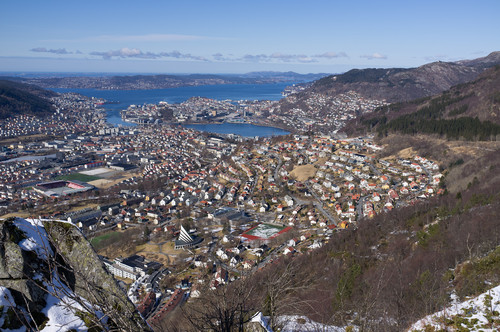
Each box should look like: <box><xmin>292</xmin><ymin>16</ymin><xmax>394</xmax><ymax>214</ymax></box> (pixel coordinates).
<box><xmin>308</xmin><ymin>51</ymin><xmax>500</xmax><ymax>102</ymax></box>
<box><xmin>3</xmin><ymin>71</ymin><xmax>328</xmax><ymax>90</ymax></box>
<box><xmin>240</xmin><ymin>71</ymin><xmax>329</xmax><ymax>81</ymax></box>
<box><xmin>0</xmin><ymin>80</ymin><xmax>56</xmax><ymax>119</ymax></box>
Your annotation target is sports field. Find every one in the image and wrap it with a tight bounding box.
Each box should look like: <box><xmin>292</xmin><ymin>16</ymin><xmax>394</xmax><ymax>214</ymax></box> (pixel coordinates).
<box><xmin>80</xmin><ymin>167</ymin><xmax>111</xmax><ymax>176</ymax></box>
<box><xmin>91</xmin><ymin>231</ymin><xmax>121</xmax><ymax>250</ymax></box>
<box><xmin>242</xmin><ymin>223</ymin><xmax>292</xmax><ymax>241</ymax></box>
<box><xmin>56</xmin><ymin>173</ymin><xmax>101</xmax><ymax>182</ymax></box>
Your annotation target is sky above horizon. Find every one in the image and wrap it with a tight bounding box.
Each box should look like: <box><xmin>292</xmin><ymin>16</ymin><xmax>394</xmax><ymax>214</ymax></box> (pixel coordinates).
<box><xmin>1</xmin><ymin>0</ymin><xmax>499</xmax><ymax>74</ymax></box>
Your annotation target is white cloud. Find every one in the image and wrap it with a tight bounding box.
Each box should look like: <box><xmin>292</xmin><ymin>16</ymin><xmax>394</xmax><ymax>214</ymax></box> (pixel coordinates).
<box><xmin>236</xmin><ymin>52</ymin><xmax>325</xmax><ymax>63</ymax></box>
<box><xmin>233</xmin><ymin>51</ymin><xmax>348</xmax><ymax>63</ymax></box>
<box><xmin>30</xmin><ymin>47</ymin><xmax>72</xmax><ymax>55</ymax></box>
<box><xmin>270</xmin><ymin>53</ymin><xmax>296</xmax><ymax>61</ymax></box>
<box><xmin>90</xmin><ymin>48</ymin><xmax>147</xmax><ymax>59</ymax></box>
<box><xmin>360</xmin><ymin>52</ymin><xmax>387</xmax><ymax>60</ymax></box>
<box><xmin>241</xmin><ymin>54</ymin><xmax>271</xmax><ymax>62</ymax></box>
<box><xmin>118</xmin><ymin>48</ymin><xmax>142</xmax><ymax>57</ymax></box>
<box><xmin>159</xmin><ymin>51</ymin><xmax>208</xmax><ymax>61</ymax></box>
<box><xmin>89</xmin><ymin>48</ymin><xmax>208</xmax><ymax>61</ymax></box>
<box><xmin>33</xmin><ymin>46</ymin><xmax>350</xmax><ymax>65</ymax></box>
<box><xmin>314</xmin><ymin>52</ymin><xmax>348</xmax><ymax>58</ymax></box>
<box><xmin>212</xmin><ymin>53</ymin><xmax>226</xmax><ymax>61</ymax></box>
<box><xmin>269</xmin><ymin>53</ymin><xmax>318</xmax><ymax>63</ymax></box>
<box><xmin>297</xmin><ymin>56</ymin><xmax>318</xmax><ymax>63</ymax></box>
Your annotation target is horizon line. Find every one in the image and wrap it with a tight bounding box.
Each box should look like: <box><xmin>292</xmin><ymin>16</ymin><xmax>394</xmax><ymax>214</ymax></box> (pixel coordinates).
<box><xmin>0</xmin><ymin>70</ymin><xmax>337</xmax><ymax>77</ymax></box>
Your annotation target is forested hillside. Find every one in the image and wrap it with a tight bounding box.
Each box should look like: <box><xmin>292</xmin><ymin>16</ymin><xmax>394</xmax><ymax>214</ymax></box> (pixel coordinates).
<box><xmin>0</xmin><ymin>80</ymin><xmax>56</xmax><ymax>119</ymax></box>
<box><xmin>346</xmin><ymin>65</ymin><xmax>500</xmax><ymax>140</ymax></box>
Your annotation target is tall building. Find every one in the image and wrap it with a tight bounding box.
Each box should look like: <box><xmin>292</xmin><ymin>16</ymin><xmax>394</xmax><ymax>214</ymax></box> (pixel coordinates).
<box><xmin>174</xmin><ymin>226</ymin><xmax>203</xmax><ymax>249</ymax></box>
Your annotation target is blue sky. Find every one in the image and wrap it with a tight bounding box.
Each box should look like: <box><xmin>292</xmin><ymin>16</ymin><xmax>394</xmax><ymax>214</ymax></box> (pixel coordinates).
<box><xmin>1</xmin><ymin>0</ymin><xmax>498</xmax><ymax>74</ymax></box>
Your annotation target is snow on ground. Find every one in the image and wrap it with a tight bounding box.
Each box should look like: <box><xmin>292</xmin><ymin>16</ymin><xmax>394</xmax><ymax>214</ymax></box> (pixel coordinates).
<box><xmin>0</xmin><ymin>287</ymin><xmax>15</xmax><ymax>309</ymax></box>
<box><xmin>1</xmin><ymin>277</ymin><xmax>85</xmax><ymax>332</ymax></box>
<box><xmin>410</xmin><ymin>284</ymin><xmax>500</xmax><ymax>331</ymax></box>
<box><xmin>278</xmin><ymin>315</ymin><xmax>354</xmax><ymax>332</ymax></box>
<box><xmin>13</xmin><ymin>218</ymin><xmax>53</xmax><ymax>260</ymax></box>
<box><xmin>250</xmin><ymin>312</ymin><xmax>273</xmax><ymax>332</ymax></box>
<box><xmin>12</xmin><ymin>218</ymin><xmax>74</xmax><ymax>260</ymax></box>
<box><xmin>3</xmin><ymin>218</ymin><xmax>101</xmax><ymax>331</ymax></box>
<box><xmin>0</xmin><ymin>286</ymin><xmax>26</xmax><ymax>332</ymax></box>
<box><xmin>0</xmin><ymin>287</ymin><xmax>17</xmax><ymax>325</ymax></box>
<box><xmin>251</xmin><ymin>312</ymin><xmax>357</xmax><ymax>332</ymax></box>
<box><xmin>40</xmin><ymin>273</ymin><xmax>87</xmax><ymax>332</ymax></box>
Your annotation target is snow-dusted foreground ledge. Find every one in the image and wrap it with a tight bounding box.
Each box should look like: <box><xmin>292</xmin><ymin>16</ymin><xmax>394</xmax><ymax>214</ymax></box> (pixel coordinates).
<box><xmin>1</xmin><ymin>218</ymin><xmax>88</xmax><ymax>332</ymax></box>
<box><xmin>250</xmin><ymin>312</ymin><xmax>356</xmax><ymax>332</ymax></box>
<box><xmin>410</xmin><ymin>284</ymin><xmax>500</xmax><ymax>331</ymax></box>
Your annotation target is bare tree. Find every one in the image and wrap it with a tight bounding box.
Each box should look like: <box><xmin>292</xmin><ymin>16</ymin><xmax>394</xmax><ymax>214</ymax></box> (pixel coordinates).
<box><xmin>182</xmin><ymin>276</ymin><xmax>257</xmax><ymax>332</ymax></box>
<box><xmin>259</xmin><ymin>259</ymin><xmax>316</xmax><ymax>331</ymax></box>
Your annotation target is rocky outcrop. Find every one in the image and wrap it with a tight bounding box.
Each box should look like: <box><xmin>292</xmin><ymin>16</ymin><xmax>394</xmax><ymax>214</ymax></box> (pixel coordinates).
<box><xmin>1</xmin><ymin>241</ymin><xmax>25</xmax><ymax>279</ymax></box>
<box><xmin>0</xmin><ymin>219</ymin><xmax>47</xmax><ymax>314</ymax></box>
<box><xmin>44</xmin><ymin>220</ymin><xmax>151</xmax><ymax>331</ymax></box>
<box><xmin>0</xmin><ymin>218</ymin><xmax>151</xmax><ymax>331</ymax></box>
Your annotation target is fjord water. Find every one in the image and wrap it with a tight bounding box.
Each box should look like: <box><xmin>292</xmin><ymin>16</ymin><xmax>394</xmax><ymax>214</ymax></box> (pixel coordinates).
<box><xmin>184</xmin><ymin>123</ymin><xmax>289</xmax><ymax>137</ymax></box>
<box><xmin>52</xmin><ymin>83</ymin><xmax>291</xmax><ymax>129</ymax></box>
<box><xmin>53</xmin><ymin>83</ymin><xmax>291</xmax><ymax>136</ymax></box>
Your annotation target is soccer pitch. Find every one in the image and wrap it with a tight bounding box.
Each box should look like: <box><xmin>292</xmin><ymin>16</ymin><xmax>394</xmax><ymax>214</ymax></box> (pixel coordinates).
<box><xmin>242</xmin><ymin>223</ymin><xmax>291</xmax><ymax>240</ymax></box>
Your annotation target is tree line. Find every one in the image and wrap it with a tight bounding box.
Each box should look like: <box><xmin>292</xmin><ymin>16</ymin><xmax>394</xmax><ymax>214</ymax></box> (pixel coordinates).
<box><xmin>365</xmin><ymin>91</ymin><xmax>500</xmax><ymax>140</ymax></box>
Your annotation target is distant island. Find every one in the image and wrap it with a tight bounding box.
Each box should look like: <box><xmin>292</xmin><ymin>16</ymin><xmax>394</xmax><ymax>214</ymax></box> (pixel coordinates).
<box><xmin>1</xmin><ymin>71</ymin><xmax>329</xmax><ymax>90</ymax></box>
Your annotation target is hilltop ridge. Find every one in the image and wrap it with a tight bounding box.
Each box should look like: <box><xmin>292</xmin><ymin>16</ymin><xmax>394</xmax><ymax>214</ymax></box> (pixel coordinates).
<box><xmin>308</xmin><ymin>51</ymin><xmax>500</xmax><ymax>102</ymax></box>
<box><xmin>271</xmin><ymin>52</ymin><xmax>500</xmax><ymax>134</ymax></box>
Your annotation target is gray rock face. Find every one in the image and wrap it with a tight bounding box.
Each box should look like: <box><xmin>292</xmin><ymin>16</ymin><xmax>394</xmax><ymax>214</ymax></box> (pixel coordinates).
<box><xmin>1</xmin><ymin>279</ymin><xmax>46</xmax><ymax>311</ymax></box>
<box><xmin>0</xmin><ymin>221</ymin><xmax>9</xmax><ymax>279</ymax></box>
<box><xmin>44</xmin><ymin>220</ymin><xmax>151</xmax><ymax>331</ymax></box>
<box><xmin>0</xmin><ymin>220</ymin><xmax>27</xmax><ymax>279</ymax></box>
<box><xmin>3</xmin><ymin>242</ymin><xmax>25</xmax><ymax>279</ymax></box>
<box><xmin>0</xmin><ymin>218</ymin><xmax>151</xmax><ymax>332</ymax></box>
<box><xmin>0</xmin><ymin>219</ymin><xmax>47</xmax><ymax>318</ymax></box>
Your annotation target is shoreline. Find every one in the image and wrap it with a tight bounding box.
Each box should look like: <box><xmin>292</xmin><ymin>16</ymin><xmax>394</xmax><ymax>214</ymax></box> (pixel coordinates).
<box><xmin>116</xmin><ymin>118</ymin><xmax>297</xmax><ymax>135</ymax></box>
<box><xmin>182</xmin><ymin>121</ymin><xmax>294</xmax><ymax>137</ymax></box>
